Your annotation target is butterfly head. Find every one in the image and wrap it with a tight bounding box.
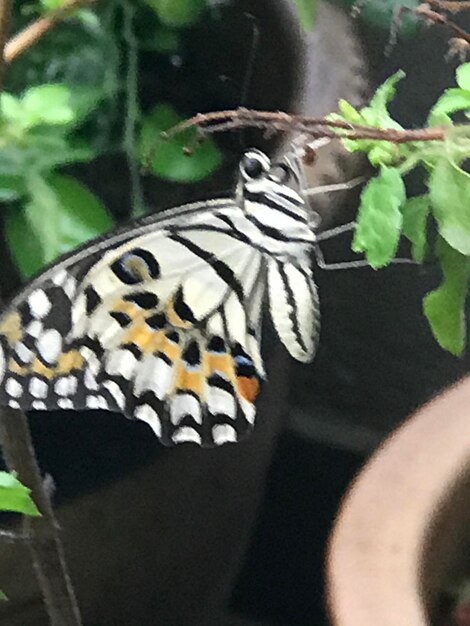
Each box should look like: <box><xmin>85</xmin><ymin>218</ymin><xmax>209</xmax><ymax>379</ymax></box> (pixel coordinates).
<box><xmin>237</xmin><ymin>149</ymin><xmax>319</xmax><ymax>237</ymax></box>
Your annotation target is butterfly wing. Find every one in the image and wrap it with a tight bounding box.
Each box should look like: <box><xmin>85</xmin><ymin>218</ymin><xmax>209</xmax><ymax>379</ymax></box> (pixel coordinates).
<box><xmin>267</xmin><ymin>258</ymin><xmax>320</xmax><ymax>363</ymax></box>
<box><xmin>0</xmin><ymin>200</ymin><xmax>266</xmax><ymax>447</ymax></box>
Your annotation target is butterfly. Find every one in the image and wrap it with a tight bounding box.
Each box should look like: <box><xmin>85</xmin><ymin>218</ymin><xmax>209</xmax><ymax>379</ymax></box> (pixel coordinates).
<box><xmin>0</xmin><ymin>148</ymin><xmax>320</xmax><ymax>447</ymax></box>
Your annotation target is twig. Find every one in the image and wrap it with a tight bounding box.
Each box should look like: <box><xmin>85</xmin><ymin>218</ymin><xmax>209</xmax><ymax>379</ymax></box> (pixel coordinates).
<box><xmin>415</xmin><ymin>2</ymin><xmax>470</xmax><ymax>46</ymax></box>
<box><xmin>0</xmin><ymin>409</ymin><xmax>82</xmax><ymax>625</ymax></box>
<box><xmin>4</xmin><ymin>0</ymin><xmax>96</xmax><ymax>65</ymax></box>
<box><xmin>162</xmin><ymin>108</ymin><xmax>447</xmax><ymax>144</ymax></box>
<box><xmin>427</xmin><ymin>0</ymin><xmax>470</xmax><ymax>12</ymax></box>
<box><xmin>0</xmin><ymin>2</ymin><xmax>83</xmax><ymax>624</ymax></box>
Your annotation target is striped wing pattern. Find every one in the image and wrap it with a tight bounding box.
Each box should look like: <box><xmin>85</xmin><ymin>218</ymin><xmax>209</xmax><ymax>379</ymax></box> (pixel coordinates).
<box><xmin>0</xmin><ymin>149</ymin><xmax>320</xmax><ymax>446</ymax></box>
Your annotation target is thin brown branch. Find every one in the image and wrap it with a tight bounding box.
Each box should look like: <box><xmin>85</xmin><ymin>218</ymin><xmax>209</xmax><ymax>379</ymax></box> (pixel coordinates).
<box><xmin>427</xmin><ymin>0</ymin><xmax>470</xmax><ymax>13</ymax></box>
<box><xmin>4</xmin><ymin>0</ymin><xmax>96</xmax><ymax>65</ymax></box>
<box><xmin>0</xmin><ymin>3</ymin><xmax>83</xmax><ymax>624</ymax></box>
<box><xmin>0</xmin><ymin>409</ymin><xmax>82</xmax><ymax>626</ymax></box>
<box><xmin>162</xmin><ymin>108</ymin><xmax>446</xmax><ymax>145</ymax></box>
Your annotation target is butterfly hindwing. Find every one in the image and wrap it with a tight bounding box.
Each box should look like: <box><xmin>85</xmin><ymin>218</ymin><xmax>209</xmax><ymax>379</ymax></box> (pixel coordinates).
<box><xmin>0</xmin><ymin>201</ymin><xmax>265</xmax><ymax>446</ymax></box>
<box><xmin>267</xmin><ymin>258</ymin><xmax>320</xmax><ymax>363</ymax></box>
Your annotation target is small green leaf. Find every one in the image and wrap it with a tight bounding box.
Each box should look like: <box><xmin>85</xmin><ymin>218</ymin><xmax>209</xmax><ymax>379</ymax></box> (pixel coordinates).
<box><xmin>0</xmin><ymin>590</ymin><xmax>7</xmax><ymax>601</ymax></box>
<box><xmin>402</xmin><ymin>195</ymin><xmax>429</xmax><ymax>263</ymax></box>
<box><xmin>292</xmin><ymin>0</ymin><xmax>317</xmax><ymax>31</ymax></box>
<box><xmin>352</xmin><ymin>166</ymin><xmax>405</xmax><ymax>268</ymax></box>
<box><xmin>429</xmin><ymin>158</ymin><xmax>470</xmax><ymax>255</ymax></box>
<box><xmin>139</xmin><ymin>103</ymin><xmax>221</xmax><ymax>183</ymax></box>
<box><xmin>143</xmin><ymin>0</ymin><xmax>207</xmax><ymax>28</ymax></box>
<box><xmin>428</xmin><ymin>88</ymin><xmax>470</xmax><ymax>125</ymax></box>
<box><xmin>456</xmin><ymin>62</ymin><xmax>470</xmax><ymax>90</ymax></box>
<box><xmin>0</xmin><ymin>471</ymin><xmax>40</xmax><ymax>516</ymax></box>
<box><xmin>6</xmin><ymin>174</ymin><xmax>114</xmax><ymax>278</ymax></box>
<box><xmin>22</xmin><ymin>84</ymin><xmax>74</xmax><ymax>126</ymax></box>
<box><xmin>337</xmin><ymin>99</ymin><xmax>364</xmax><ymax>124</ymax></box>
<box><xmin>423</xmin><ymin>236</ymin><xmax>470</xmax><ymax>356</ymax></box>
<box><xmin>361</xmin><ymin>71</ymin><xmax>405</xmax><ymax>128</ymax></box>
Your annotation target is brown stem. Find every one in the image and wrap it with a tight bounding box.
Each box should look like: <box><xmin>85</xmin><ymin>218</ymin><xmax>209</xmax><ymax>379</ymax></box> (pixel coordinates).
<box><xmin>4</xmin><ymin>0</ymin><xmax>96</xmax><ymax>64</ymax></box>
<box><xmin>427</xmin><ymin>0</ymin><xmax>470</xmax><ymax>13</ymax></box>
<box><xmin>162</xmin><ymin>108</ymin><xmax>446</xmax><ymax>145</ymax></box>
<box><xmin>0</xmin><ymin>2</ymin><xmax>83</xmax><ymax>624</ymax></box>
<box><xmin>0</xmin><ymin>409</ymin><xmax>82</xmax><ymax>626</ymax></box>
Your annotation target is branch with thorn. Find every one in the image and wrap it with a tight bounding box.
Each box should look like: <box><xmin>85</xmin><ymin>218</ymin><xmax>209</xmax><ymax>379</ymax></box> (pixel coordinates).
<box><xmin>160</xmin><ymin>108</ymin><xmax>446</xmax><ymax>160</ymax></box>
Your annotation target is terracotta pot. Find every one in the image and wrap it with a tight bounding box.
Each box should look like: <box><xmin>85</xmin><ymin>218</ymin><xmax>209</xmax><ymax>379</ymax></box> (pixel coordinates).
<box><xmin>326</xmin><ymin>376</ymin><xmax>470</xmax><ymax>626</ymax></box>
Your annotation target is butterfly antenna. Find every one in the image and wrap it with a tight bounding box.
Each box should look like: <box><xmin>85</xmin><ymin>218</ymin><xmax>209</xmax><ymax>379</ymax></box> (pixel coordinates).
<box><xmin>305</xmin><ymin>175</ymin><xmax>366</xmax><ymax>199</ymax></box>
<box><xmin>239</xmin><ymin>12</ymin><xmax>259</xmax><ymax>148</ymax></box>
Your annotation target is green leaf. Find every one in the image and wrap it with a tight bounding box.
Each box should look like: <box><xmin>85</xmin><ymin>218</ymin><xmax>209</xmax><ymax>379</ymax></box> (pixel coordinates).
<box><xmin>352</xmin><ymin>166</ymin><xmax>405</xmax><ymax>268</ymax></box>
<box><xmin>0</xmin><ymin>93</ymin><xmax>22</xmax><ymax>122</ymax></box>
<box><xmin>337</xmin><ymin>99</ymin><xmax>364</xmax><ymax>124</ymax></box>
<box><xmin>0</xmin><ymin>590</ymin><xmax>7</xmax><ymax>601</ymax></box>
<box><xmin>429</xmin><ymin>158</ymin><xmax>470</xmax><ymax>255</ymax></box>
<box><xmin>292</xmin><ymin>0</ymin><xmax>317</xmax><ymax>31</ymax></box>
<box><xmin>456</xmin><ymin>62</ymin><xmax>470</xmax><ymax>90</ymax></box>
<box><xmin>0</xmin><ymin>471</ymin><xmax>40</xmax><ymax>516</ymax></box>
<box><xmin>143</xmin><ymin>0</ymin><xmax>207</xmax><ymax>28</ymax></box>
<box><xmin>428</xmin><ymin>88</ymin><xmax>470</xmax><ymax>125</ymax></box>
<box><xmin>139</xmin><ymin>103</ymin><xmax>222</xmax><ymax>183</ymax></box>
<box><xmin>423</xmin><ymin>236</ymin><xmax>470</xmax><ymax>356</ymax></box>
<box><xmin>6</xmin><ymin>173</ymin><xmax>114</xmax><ymax>278</ymax></box>
<box><xmin>22</xmin><ymin>84</ymin><xmax>74</xmax><ymax>126</ymax></box>
<box><xmin>402</xmin><ymin>195</ymin><xmax>429</xmax><ymax>263</ymax></box>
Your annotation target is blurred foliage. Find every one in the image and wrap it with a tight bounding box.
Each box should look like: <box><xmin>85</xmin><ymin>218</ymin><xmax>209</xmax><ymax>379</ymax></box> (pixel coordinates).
<box><xmin>337</xmin><ymin>0</ymin><xmax>420</xmax><ymax>36</ymax></box>
<box><xmin>332</xmin><ymin>64</ymin><xmax>470</xmax><ymax>356</ymax></box>
<box><xmin>0</xmin><ymin>471</ymin><xmax>40</xmax><ymax>516</ymax></box>
<box><xmin>1</xmin><ymin>0</ymin><xmax>220</xmax><ymax>279</ymax></box>
<box><xmin>292</xmin><ymin>0</ymin><xmax>317</xmax><ymax>31</ymax></box>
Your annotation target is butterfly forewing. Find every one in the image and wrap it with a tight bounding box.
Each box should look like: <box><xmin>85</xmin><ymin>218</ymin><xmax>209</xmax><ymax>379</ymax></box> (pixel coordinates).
<box><xmin>0</xmin><ymin>149</ymin><xmax>320</xmax><ymax>446</ymax></box>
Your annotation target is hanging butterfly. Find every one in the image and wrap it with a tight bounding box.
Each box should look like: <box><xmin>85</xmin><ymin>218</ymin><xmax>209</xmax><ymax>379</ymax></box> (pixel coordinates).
<box><xmin>0</xmin><ymin>148</ymin><xmax>320</xmax><ymax>447</ymax></box>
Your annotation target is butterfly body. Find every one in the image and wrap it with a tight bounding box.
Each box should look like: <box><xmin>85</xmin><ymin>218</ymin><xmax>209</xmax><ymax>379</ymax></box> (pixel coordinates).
<box><xmin>0</xmin><ymin>149</ymin><xmax>320</xmax><ymax>446</ymax></box>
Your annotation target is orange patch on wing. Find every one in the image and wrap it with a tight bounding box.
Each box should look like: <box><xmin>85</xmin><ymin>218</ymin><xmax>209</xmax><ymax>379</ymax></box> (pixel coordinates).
<box><xmin>121</xmin><ymin>322</ymin><xmax>155</xmax><ymax>351</ymax></box>
<box><xmin>237</xmin><ymin>376</ymin><xmax>260</xmax><ymax>403</ymax></box>
<box><xmin>0</xmin><ymin>312</ymin><xmax>22</xmax><ymax>344</ymax></box>
<box><xmin>175</xmin><ymin>367</ymin><xmax>204</xmax><ymax>395</ymax></box>
<box><xmin>57</xmin><ymin>350</ymin><xmax>84</xmax><ymax>374</ymax></box>
<box><xmin>8</xmin><ymin>358</ymin><xmax>27</xmax><ymax>376</ymax></box>
<box><xmin>207</xmin><ymin>353</ymin><xmax>235</xmax><ymax>380</ymax></box>
<box><xmin>111</xmin><ymin>300</ymin><xmax>141</xmax><ymax>319</ymax></box>
<box><xmin>159</xmin><ymin>336</ymin><xmax>181</xmax><ymax>362</ymax></box>
<box><xmin>166</xmin><ymin>300</ymin><xmax>193</xmax><ymax>329</ymax></box>
<box><xmin>31</xmin><ymin>358</ymin><xmax>55</xmax><ymax>379</ymax></box>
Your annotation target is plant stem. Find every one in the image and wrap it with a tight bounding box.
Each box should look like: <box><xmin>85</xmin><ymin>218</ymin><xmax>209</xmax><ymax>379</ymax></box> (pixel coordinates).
<box><xmin>122</xmin><ymin>0</ymin><xmax>145</xmax><ymax>216</ymax></box>
<box><xmin>162</xmin><ymin>107</ymin><xmax>447</xmax><ymax>145</ymax></box>
<box><xmin>0</xmin><ymin>409</ymin><xmax>83</xmax><ymax>626</ymax></box>
<box><xmin>0</xmin><ymin>1</ymin><xmax>83</xmax><ymax>624</ymax></box>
